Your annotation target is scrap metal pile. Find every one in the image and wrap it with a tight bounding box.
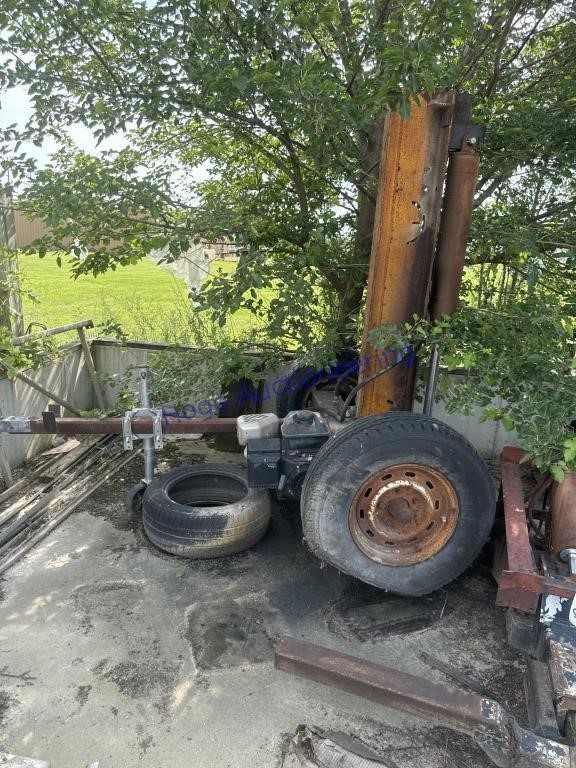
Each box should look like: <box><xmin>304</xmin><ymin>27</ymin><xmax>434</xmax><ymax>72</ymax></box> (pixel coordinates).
<box><xmin>0</xmin><ymin>437</ymin><xmax>137</xmax><ymax>574</ymax></box>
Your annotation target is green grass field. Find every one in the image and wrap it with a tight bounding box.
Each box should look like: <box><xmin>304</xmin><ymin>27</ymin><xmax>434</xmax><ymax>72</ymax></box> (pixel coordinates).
<box><xmin>18</xmin><ymin>254</ymin><xmax>271</xmax><ymax>343</ymax></box>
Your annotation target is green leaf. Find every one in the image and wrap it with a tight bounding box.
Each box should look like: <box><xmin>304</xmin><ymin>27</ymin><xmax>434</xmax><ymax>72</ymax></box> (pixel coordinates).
<box><xmin>551</xmin><ymin>464</ymin><xmax>565</xmax><ymax>484</ymax></box>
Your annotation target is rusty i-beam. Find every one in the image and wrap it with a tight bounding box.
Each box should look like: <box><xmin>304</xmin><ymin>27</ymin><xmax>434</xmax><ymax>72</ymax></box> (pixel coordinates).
<box><xmin>358</xmin><ymin>90</ymin><xmax>457</xmax><ymax>414</ymax></box>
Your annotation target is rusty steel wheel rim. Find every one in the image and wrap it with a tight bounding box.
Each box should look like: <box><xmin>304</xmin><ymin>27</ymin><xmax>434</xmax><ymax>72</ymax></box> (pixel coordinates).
<box><xmin>349</xmin><ymin>464</ymin><xmax>459</xmax><ymax>566</ymax></box>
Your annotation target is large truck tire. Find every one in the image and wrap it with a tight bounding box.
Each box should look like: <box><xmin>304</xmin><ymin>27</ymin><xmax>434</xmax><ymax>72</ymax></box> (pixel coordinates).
<box><xmin>301</xmin><ymin>412</ymin><xmax>495</xmax><ymax>596</ymax></box>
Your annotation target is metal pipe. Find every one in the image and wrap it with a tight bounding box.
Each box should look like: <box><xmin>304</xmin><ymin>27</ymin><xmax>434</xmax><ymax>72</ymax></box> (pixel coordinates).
<box><xmin>429</xmin><ymin>140</ymin><xmax>480</xmax><ymax>321</ymax></box>
<box><xmin>423</xmin><ymin>345</ymin><xmax>440</xmax><ymax>417</ymax></box>
<box><xmin>137</xmin><ymin>366</ymin><xmax>155</xmax><ymax>484</ymax></box>
<box><xmin>551</xmin><ymin>472</ymin><xmax>576</xmax><ymax>558</ymax></box>
<box><xmin>423</xmin><ymin>140</ymin><xmax>480</xmax><ymax>419</ymax></box>
<box><xmin>0</xmin><ymin>450</ymin><xmax>137</xmax><ymax>575</ymax></box>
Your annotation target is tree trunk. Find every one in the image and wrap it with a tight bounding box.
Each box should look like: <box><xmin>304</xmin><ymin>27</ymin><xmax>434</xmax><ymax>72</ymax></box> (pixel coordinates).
<box><xmin>336</xmin><ymin>119</ymin><xmax>383</xmax><ymax>339</ymax></box>
<box><xmin>0</xmin><ymin>198</ymin><xmax>23</xmax><ymax>337</ymax></box>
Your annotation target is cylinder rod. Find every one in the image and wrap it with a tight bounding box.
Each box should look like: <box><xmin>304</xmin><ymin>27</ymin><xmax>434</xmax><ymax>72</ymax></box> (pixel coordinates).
<box><xmin>429</xmin><ymin>140</ymin><xmax>480</xmax><ymax>321</ymax></box>
<box><xmin>137</xmin><ymin>366</ymin><xmax>155</xmax><ymax>483</ymax></box>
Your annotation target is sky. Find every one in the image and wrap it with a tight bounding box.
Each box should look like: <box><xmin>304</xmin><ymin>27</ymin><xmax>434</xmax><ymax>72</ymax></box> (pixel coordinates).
<box><xmin>0</xmin><ymin>85</ymin><xmax>127</xmax><ymax>167</ymax></box>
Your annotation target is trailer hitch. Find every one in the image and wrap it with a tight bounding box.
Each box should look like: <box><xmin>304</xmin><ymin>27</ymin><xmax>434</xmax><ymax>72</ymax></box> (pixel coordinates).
<box><xmin>275</xmin><ymin>635</ymin><xmax>575</xmax><ymax>768</ymax></box>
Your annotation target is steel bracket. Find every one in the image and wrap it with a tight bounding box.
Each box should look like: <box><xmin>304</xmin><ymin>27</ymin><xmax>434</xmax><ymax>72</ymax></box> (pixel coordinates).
<box><xmin>122</xmin><ymin>407</ymin><xmax>163</xmax><ymax>451</ymax></box>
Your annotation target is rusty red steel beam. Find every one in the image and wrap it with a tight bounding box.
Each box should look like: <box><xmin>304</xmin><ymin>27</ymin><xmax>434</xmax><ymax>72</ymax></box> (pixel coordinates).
<box><xmin>275</xmin><ymin>636</ymin><xmax>507</xmax><ymax>735</ymax></box>
<box><xmin>500</xmin><ymin>455</ymin><xmax>536</xmax><ymax>574</ymax></box>
<box><xmin>26</xmin><ymin>417</ymin><xmax>239</xmax><ymax>435</ymax></box>
<box><xmin>275</xmin><ymin>637</ymin><xmax>576</xmax><ymax>767</ymax></box>
<box><xmin>496</xmin><ymin>570</ymin><xmax>576</xmax><ymax>613</ymax></box>
<box><xmin>358</xmin><ymin>90</ymin><xmax>456</xmax><ymax>415</ymax></box>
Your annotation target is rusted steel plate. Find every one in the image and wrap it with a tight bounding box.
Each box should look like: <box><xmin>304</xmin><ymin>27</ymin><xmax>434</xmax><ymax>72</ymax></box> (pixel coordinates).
<box><xmin>497</xmin><ymin>570</ymin><xmax>543</xmax><ymax>612</ymax></box>
<box><xmin>497</xmin><ymin>571</ymin><xmax>576</xmax><ymax>612</ymax></box>
<box><xmin>358</xmin><ymin>90</ymin><xmax>456</xmax><ymax>415</ymax></box>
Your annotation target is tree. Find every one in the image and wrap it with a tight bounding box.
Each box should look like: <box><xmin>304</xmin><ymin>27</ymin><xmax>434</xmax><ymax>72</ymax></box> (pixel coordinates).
<box><xmin>0</xmin><ymin>0</ymin><xmax>575</xmax><ymax>352</ymax></box>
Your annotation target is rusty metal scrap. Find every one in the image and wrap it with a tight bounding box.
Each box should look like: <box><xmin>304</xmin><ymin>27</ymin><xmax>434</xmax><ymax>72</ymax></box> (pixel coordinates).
<box><xmin>285</xmin><ymin>725</ymin><xmax>389</xmax><ymax>768</ymax></box>
<box><xmin>275</xmin><ymin>636</ymin><xmax>574</xmax><ymax>768</ymax></box>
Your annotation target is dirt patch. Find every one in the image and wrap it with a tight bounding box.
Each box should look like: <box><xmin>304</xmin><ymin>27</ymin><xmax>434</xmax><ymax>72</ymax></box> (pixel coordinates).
<box><xmin>76</xmin><ymin>684</ymin><xmax>91</xmax><ymax>708</ymax></box>
<box><xmin>0</xmin><ymin>691</ymin><xmax>12</xmax><ymax>726</ymax></box>
<box><xmin>73</xmin><ymin>580</ymin><xmax>144</xmax><ymax>634</ymax></box>
<box><xmin>185</xmin><ymin>593</ymin><xmax>277</xmax><ymax>670</ymax></box>
<box><xmin>326</xmin><ymin>585</ymin><xmax>454</xmax><ymax>641</ymax></box>
<box><xmin>93</xmin><ymin>658</ymin><xmax>181</xmax><ymax>699</ymax></box>
<box><xmin>86</xmin><ymin>460</ymin><xmax>147</xmax><ymax>532</ymax></box>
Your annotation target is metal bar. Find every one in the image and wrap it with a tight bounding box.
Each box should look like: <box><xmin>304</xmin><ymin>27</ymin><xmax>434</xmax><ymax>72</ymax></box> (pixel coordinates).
<box><xmin>0</xmin><ymin>438</ymin><xmax>99</xmax><ymax>505</ymax></box>
<box><xmin>12</xmin><ymin>319</ymin><xmax>94</xmax><ymax>346</ymax></box>
<box><xmin>422</xmin><ymin>345</ymin><xmax>440</xmax><ymax>417</ymax></box>
<box><xmin>14</xmin><ymin>371</ymin><xmax>83</xmax><ymax>417</ymax></box>
<box><xmin>275</xmin><ymin>637</ymin><xmax>574</xmax><ymax>768</ymax></box>
<box><xmin>0</xmin><ymin>438</ymin><xmax>109</xmax><ymax>527</ymax></box>
<box><xmin>18</xmin><ymin>417</ymin><xmax>239</xmax><ymax>435</ymax></box>
<box><xmin>501</xmin><ymin>456</ymin><xmax>536</xmax><ymax>573</ymax></box>
<box><xmin>275</xmin><ymin>636</ymin><xmax>507</xmax><ymax>735</ymax></box>
<box><xmin>358</xmin><ymin>90</ymin><xmax>456</xmax><ymax>415</ymax></box>
<box><xmin>137</xmin><ymin>366</ymin><xmax>155</xmax><ymax>483</ymax></box>
<box><xmin>497</xmin><ymin>571</ymin><xmax>576</xmax><ymax>612</ymax></box>
<box><xmin>77</xmin><ymin>327</ymin><xmax>106</xmax><ymax>411</ymax></box>
<box><xmin>0</xmin><ymin>440</ymin><xmax>115</xmax><ymax>543</ymax></box>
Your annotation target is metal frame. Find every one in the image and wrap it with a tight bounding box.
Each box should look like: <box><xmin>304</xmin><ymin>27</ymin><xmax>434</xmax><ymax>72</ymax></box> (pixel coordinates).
<box><xmin>496</xmin><ymin>446</ymin><xmax>576</xmax><ymax>614</ymax></box>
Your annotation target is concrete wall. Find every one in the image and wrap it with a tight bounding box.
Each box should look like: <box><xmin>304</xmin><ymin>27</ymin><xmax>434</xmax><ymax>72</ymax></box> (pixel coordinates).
<box><xmin>0</xmin><ymin>344</ymin><xmax>93</xmax><ymax>468</ymax></box>
<box><xmin>413</xmin><ymin>375</ymin><xmax>516</xmax><ymax>457</ymax></box>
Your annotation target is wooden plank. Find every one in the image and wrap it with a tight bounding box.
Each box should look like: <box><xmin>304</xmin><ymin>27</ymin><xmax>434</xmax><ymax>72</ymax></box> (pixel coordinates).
<box><xmin>77</xmin><ymin>327</ymin><xmax>106</xmax><ymax>411</ymax></box>
<box><xmin>358</xmin><ymin>91</ymin><xmax>456</xmax><ymax>415</ymax></box>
